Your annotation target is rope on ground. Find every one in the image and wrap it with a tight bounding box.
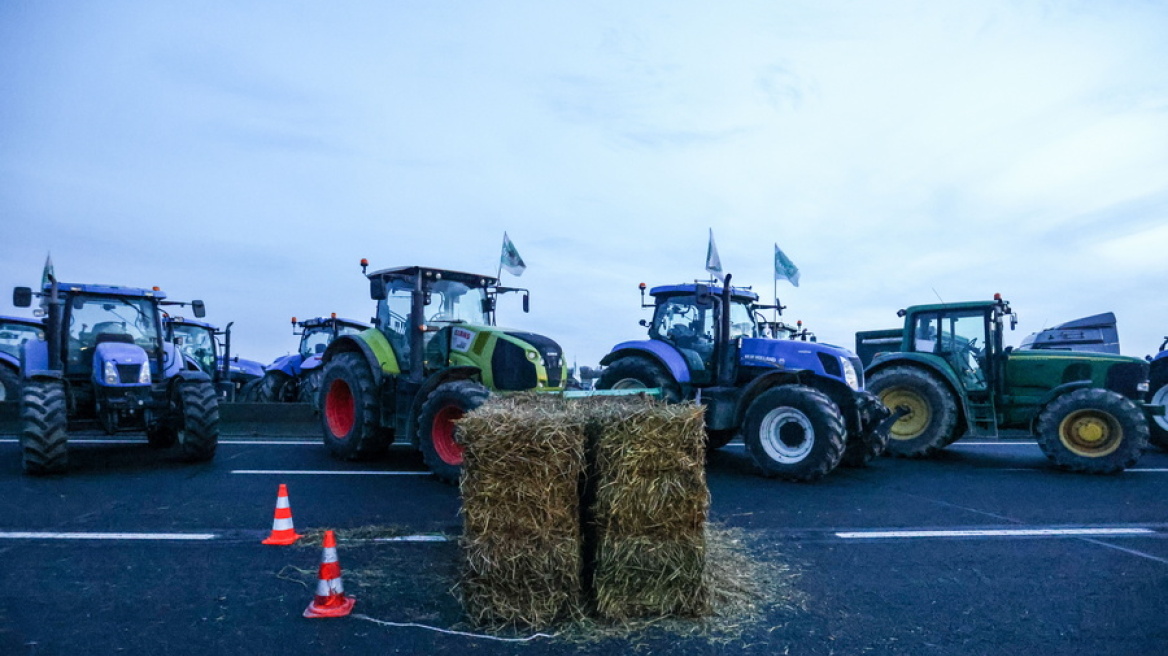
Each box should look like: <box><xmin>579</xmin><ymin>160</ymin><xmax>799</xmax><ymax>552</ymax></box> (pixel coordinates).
<box><xmin>352</xmin><ymin>614</ymin><xmax>556</xmax><ymax>643</ymax></box>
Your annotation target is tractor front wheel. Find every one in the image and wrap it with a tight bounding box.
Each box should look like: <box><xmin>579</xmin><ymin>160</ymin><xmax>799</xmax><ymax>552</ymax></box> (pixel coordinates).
<box><xmin>298</xmin><ymin>369</ymin><xmax>324</xmax><ymax>410</ymax></box>
<box><xmin>170</xmin><ymin>381</ymin><xmax>219</xmax><ymax>462</ymax></box>
<box><xmin>20</xmin><ymin>380</ymin><xmax>69</xmax><ymax>475</ymax></box>
<box><xmin>418</xmin><ymin>380</ymin><xmax>489</xmax><ymax>485</ymax></box>
<box><xmin>0</xmin><ymin>366</ymin><xmax>20</xmax><ymax>403</ymax></box>
<box><xmin>867</xmin><ymin>366</ymin><xmax>959</xmax><ymax>458</ymax></box>
<box><xmin>596</xmin><ymin>356</ymin><xmax>682</xmax><ymax>403</ymax></box>
<box><xmin>1147</xmin><ymin>369</ymin><xmax>1168</xmax><ymax>451</ymax></box>
<box><xmin>320</xmin><ymin>352</ymin><xmax>390</xmax><ymax>460</ymax></box>
<box><xmin>1037</xmin><ymin>388</ymin><xmax>1146</xmax><ymax>474</ymax></box>
<box><xmin>743</xmin><ymin>385</ymin><xmax>846</xmax><ymax>482</ymax></box>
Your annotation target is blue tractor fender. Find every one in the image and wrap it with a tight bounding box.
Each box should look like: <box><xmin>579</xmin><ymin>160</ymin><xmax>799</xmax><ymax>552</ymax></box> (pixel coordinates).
<box><xmin>0</xmin><ymin>351</ymin><xmax>19</xmax><ymax>373</ymax></box>
<box><xmin>600</xmin><ymin>340</ymin><xmax>692</xmax><ymax>384</ymax></box>
<box><xmin>19</xmin><ymin>339</ymin><xmax>56</xmax><ymax>379</ymax></box>
<box><xmin>266</xmin><ymin>353</ymin><xmax>305</xmax><ymax>377</ymax></box>
<box><xmin>301</xmin><ymin>354</ymin><xmax>324</xmax><ymax>373</ymax></box>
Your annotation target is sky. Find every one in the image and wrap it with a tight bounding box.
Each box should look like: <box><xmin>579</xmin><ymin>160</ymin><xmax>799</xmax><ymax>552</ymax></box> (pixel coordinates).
<box><xmin>2</xmin><ymin>0</ymin><xmax>1166</xmax><ymax>371</ymax></box>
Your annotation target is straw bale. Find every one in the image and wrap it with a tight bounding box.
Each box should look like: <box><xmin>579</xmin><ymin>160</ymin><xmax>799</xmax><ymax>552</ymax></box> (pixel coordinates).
<box><xmin>458</xmin><ymin>394</ymin><xmax>588</xmax><ymax>628</ymax></box>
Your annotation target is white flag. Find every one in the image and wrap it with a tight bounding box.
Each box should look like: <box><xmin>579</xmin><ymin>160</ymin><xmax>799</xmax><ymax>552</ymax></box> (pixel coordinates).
<box><xmin>500</xmin><ymin>232</ymin><xmax>526</xmax><ymax>277</ymax></box>
<box><xmin>705</xmin><ymin>229</ymin><xmax>724</xmax><ymax>282</ymax></box>
<box><xmin>41</xmin><ymin>253</ymin><xmax>55</xmax><ymax>287</ymax></box>
<box><xmin>775</xmin><ymin>243</ymin><xmax>800</xmax><ymax>287</ymax></box>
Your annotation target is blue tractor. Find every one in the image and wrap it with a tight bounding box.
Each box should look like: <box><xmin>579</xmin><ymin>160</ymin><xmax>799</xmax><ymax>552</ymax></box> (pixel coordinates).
<box><xmin>597</xmin><ymin>275</ymin><xmax>891</xmax><ymax>482</ymax></box>
<box><xmin>256</xmin><ymin>315</ymin><xmax>369</xmax><ymax>405</ymax></box>
<box><xmin>12</xmin><ymin>280</ymin><xmax>219</xmax><ymax>474</ymax></box>
<box><xmin>1149</xmin><ymin>337</ymin><xmax>1168</xmax><ymax>451</ymax></box>
<box><xmin>0</xmin><ymin>315</ymin><xmax>44</xmax><ymax>403</ymax></box>
<box><xmin>164</xmin><ymin>316</ymin><xmax>264</xmax><ymax>401</ymax></box>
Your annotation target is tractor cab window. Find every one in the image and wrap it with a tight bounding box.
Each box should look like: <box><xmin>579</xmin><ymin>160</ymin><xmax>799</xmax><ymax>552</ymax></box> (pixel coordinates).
<box><xmin>172</xmin><ymin>324</ymin><xmax>216</xmax><ymax>374</ymax></box>
<box><xmin>65</xmin><ymin>296</ymin><xmax>159</xmax><ymax>374</ymax></box>
<box><xmin>913</xmin><ymin>310</ymin><xmax>988</xmax><ymax>391</ymax></box>
<box><xmin>425</xmin><ymin>280</ymin><xmax>488</xmax><ymax>326</ymax></box>
<box><xmin>300</xmin><ymin>323</ymin><xmax>362</xmax><ymax>359</ymax></box>
<box><xmin>653</xmin><ymin>296</ymin><xmax>716</xmax><ymax>371</ymax></box>
<box><xmin>0</xmin><ymin>322</ymin><xmax>43</xmax><ymax>359</ymax></box>
<box><xmin>727</xmin><ymin>300</ymin><xmax>757</xmax><ymax>340</ymax></box>
<box><xmin>377</xmin><ymin>282</ymin><xmax>416</xmax><ymax>367</ymax></box>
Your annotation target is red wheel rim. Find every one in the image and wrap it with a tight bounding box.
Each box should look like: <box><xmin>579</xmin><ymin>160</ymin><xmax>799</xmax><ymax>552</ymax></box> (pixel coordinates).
<box><xmin>431</xmin><ymin>405</ymin><xmax>465</xmax><ymax>465</ymax></box>
<box><xmin>325</xmin><ymin>379</ymin><xmax>355</xmax><ymax>438</ymax></box>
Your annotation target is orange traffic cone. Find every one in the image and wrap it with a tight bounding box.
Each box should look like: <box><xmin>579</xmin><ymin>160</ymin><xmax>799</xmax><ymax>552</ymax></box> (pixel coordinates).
<box><xmin>303</xmin><ymin>530</ymin><xmax>356</xmax><ymax>618</ymax></box>
<box><xmin>262</xmin><ymin>484</ymin><xmax>302</xmax><ymax>545</ymax></box>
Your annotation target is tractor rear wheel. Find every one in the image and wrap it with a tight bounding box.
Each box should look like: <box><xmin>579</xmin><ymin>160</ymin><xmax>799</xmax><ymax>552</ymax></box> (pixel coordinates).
<box><xmin>596</xmin><ymin>356</ymin><xmax>682</xmax><ymax>402</ymax></box>
<box><xmin>743</xmin><ymin>385</ymin><xmax>845</xmax><ymax>482</ymax></box>
<box><xmin>1148</xmin><ymin>369</ymin><xmax>1168</xmax><ymax>451</ymax></box>
<box><xmin>418</xmin><ymin>380</ymin><xmax>489</xmax><ymax>485</ymax></box>
<box><xmin>175</xmin><ymin>381</ymin><xmax>219</xmax><ymax>462</ymax></box>
<box><xmin>298</xmin><ymin>369</ymin><xmax>324</xmax><ymax>409</ymax></box>
<box><xmin>20</xmin><ymin>380</ymin><xmax>68</xmax><ymax>475</ymax></box>
<box><xmin>237</xmin><ymin>378</ymin><xmax>262</xmax><ymax>402</ymax></box>
<box><xmin>257</xmin><ymin>371</ymin><xmax>295</xmax><ymax>402</ymax></box>
<box><xmin>0</xmin><ymin>366</ymin><xmax>19</xmax><ymax>403</ymax></box>
<box><xmin>320</xmin><ymin>352</ymin><xmax>390</xmax><ymax>460</ymax></box>
<box><xmin>1037</xmin><ymin>388</ymin><xmax>1146</xmax><ymax>474</ymax></box>
<box><xmin>867</xmin><ymin>366</ymin><xmax>959</xmax><ymax>458</ymax></box>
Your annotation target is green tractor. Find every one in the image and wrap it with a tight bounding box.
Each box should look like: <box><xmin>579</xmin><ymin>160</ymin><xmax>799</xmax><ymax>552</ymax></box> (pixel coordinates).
<box><xmin>318</xmin><ymin>261</ymin><xmax>568</xmax><ymax>483</ymax></box>
<box><xmin>856</xmin><ymin>295</ymin><xmax>1161</xmax><ymax>473</ymax></box>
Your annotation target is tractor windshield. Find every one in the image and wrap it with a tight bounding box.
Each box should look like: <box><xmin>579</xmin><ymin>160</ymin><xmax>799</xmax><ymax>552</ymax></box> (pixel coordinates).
<box><xmin>65</xmin><ymin>295</ymin><xmax>160</xmax><ymax>374</ymax></box>
<box><xmin>425</xmin><ymin>280</ymin><xmax>488</xmax><ymax>325</ymax></box>
<box><xmin>301</xmin><ymin>323</ymin><xmax>363</xmax><ymax>358</ymax></box>
<box><xmin>0</xmin><ymin>321</ymin><xmax>43</xmax><ymax>359</ymax></box>
<box><xmin>728</xmin><ymin>300</ymin><xmax>756</xmax><ymax>340</ymax></box>
<box><xmin>171</xmin><ymin>324</ymin><xmax>217</xmax><ymax>375</ymax></box>
<box><xmin>912</xmin><ymin>309</ymin><xmax>988</xmax><ymax>390</ymax></box>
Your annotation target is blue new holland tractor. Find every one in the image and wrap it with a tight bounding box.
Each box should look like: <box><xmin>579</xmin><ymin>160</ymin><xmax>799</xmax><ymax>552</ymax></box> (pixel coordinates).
<box><xmin>1150</xmin><ymin>337</ymin><xmax>1168</xmax><ymax>451</ymax></box>
<box><xmin>597</xmin><ymin>275</ymin><xmax>892</xmax><ymax>482</ymax></box>
<box><xmin>12</xmin><ymin>280</ymin><xmax>219</xmax><ymax>474</ymax></box>
<box><xmin>0</xmin><ymin>315</ymin><xmax>44</xmax><ymax>403</ymax></box>
<box><xmin>256</xmin><ymin>315</ymin><xmax>369</xmax><ymax>405</ymax></box>
<box><xmin>164</xmin><ymin>316</ymin><xmax>264</xmax><ymax>401</ymax></box>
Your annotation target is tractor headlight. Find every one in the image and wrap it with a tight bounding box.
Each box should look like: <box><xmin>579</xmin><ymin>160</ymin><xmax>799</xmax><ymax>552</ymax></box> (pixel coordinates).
<box><xmin>526</xmin><ymin>350</ymin><xmax>539</xmax><ymax>362</ymax></box>
<box><xmin>1138</xmin><ymin>381</ymin><xmax>1149</xmax><ymax>393</ymax></box>
<box><xmin>841</xmin><ymin>357</ymin><xmax>860</xmax><ymax>391</ymax></box>
<box><xmin>103</xmin><ymin>361</ymin><xmax>119</xmax><ymax>384</ymax></box>
<box><xmin>138</xmin><ymin>362</ymin><xmax>151</xmax><ymax>384</ymax></box>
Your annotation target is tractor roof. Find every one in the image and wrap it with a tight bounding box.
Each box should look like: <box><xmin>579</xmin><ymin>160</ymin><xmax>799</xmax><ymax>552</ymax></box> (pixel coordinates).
<box><xmin>165</xmin><ymin>316</ymin><xmax>218</xmax><ymax>331</ymax></box>
<box><xmin>650</xmin><ymin>283</ymin><xmax>760</xmax><ymax>304</ymax></box>
<box><xmin>0</xmin><ymin>315</ymin><xmax>43</xmax><ymax>327</ymax></box>
<box><xmin>299</xmin><ymin>316</ymin><xmax>369</xmax><ymax>329</ymax></box>
<box><xmin>367</xmin><ymin>266</ymin><xmax>498</xmax><ymax>288</ymax></box>
<box><xmin>902</xmin><ymin>300</ymin><xmax>1000</xmax><ymax>314</ymax></box>
<box><xmin>44</xmin><ymin>281</ymin><xmax>167</xmax><ymax>300</ymax></box>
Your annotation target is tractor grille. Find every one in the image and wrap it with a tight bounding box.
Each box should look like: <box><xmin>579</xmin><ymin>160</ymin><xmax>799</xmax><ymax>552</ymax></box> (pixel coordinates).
<box><xmin>116</xmin><ymin>364</ymin><xmax>143</xmax><ymax>384</ymax></box>
<box><xmin>491</xmin><ymin>340</ymin><xmax>537</xmax><ymax>391</ymax></box>
<box><xmin>504</xmin><ymin>331</ymin><xmax>564</xmax><ymax>389</ymax></box>
<box><xmin>1106</xmin><ymin>361</ymin><xmax>1147</xmax><ymax>399</ymax></box>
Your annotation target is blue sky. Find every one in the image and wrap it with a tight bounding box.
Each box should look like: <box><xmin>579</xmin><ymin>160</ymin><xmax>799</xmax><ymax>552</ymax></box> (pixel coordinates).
<box><xmin>2</xmin><ymin>1</ymin><xmax>1166</xmax><ymax>368</ymax></box>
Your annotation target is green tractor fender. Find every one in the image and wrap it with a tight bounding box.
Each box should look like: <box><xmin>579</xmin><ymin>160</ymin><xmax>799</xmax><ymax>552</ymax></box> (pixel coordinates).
<box><xmin>866</xmin><ymin>352</ymin><xmax>973</xmax><ymax>432</ymax></box>
<box><xmin>321</xmin><ymin>330</ymin><xmax>401</xmax><ymax>388</ymax></box>
<box><xmin>1025</xmin><ymin>380</ymin><xmax>1095</xmax><ymax>432</ymax></box>
<box><xmin>404</xmin><ymin>366</ymin><xmax>482</xmax><ymax>448</ymax></box>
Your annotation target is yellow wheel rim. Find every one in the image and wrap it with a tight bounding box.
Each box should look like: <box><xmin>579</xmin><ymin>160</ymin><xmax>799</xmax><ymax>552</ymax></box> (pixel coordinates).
<box><xmin>1058</xmin><ymin>409</ymin><xmax>1122</xmax><ymax>458</ymax></box>
<box><xmin>880</xmin><ymin>387</ymin><xmax>930</xmax><ymax>440</ymax></box>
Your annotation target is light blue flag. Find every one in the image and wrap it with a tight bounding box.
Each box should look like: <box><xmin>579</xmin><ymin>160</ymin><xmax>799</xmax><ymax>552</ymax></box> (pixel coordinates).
<box><xmin>705</xmin><ymin>229</ymin><xmax>724</xmax><ymax>282</ymax></box>
<box><xmin>774</xmin><ymin>243</ymin><xmax>800</xmax><ymax>287</ymax></box>
<box><xmin>500</xmin><ymin>232</ymin><xmax>526</xmax><ymax>276</ymax></box>
<box><xmin>41</xmin><ymin>253</ymin><xmax>55</xmax><ymax>287</ymax></box>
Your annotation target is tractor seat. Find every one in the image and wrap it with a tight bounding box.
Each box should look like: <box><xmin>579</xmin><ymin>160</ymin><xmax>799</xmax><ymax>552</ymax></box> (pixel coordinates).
<box><xmin>95</xmin><ymin>332</ymin><xmax>135</xmax><ymax>345</ymax></box>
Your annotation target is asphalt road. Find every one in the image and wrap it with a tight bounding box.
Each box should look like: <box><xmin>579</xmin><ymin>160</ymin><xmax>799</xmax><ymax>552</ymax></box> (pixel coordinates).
<box><xmin>0</xmin><ymin>430</ymin><xmax>1165</xmax><ymax>656</ymax></box>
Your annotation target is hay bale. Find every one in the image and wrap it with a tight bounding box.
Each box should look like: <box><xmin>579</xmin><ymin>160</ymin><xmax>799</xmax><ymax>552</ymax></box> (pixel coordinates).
<box><xmin>587</xmin><ymin>398</ymin><xmax>711</xmax><ymax>620</ymax></box>
<box><xmin>458</xmin><ymin>394</ymin><xmax>587</xmax><ymax>628</ymax></box>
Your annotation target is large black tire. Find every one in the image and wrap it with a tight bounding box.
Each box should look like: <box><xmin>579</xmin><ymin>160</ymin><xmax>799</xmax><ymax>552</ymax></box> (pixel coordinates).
<box><xmin>298</xmin><ymin>369</ymin><xmax>323</xmax><ymax>409</ymax></box>
<box><xmin>175</xmin><ymin>381</ymin><xmax>219</xmax><ymax>462</ymax></box>
<box><xmin>840</xmin><ymin>391</ymin><xmax>891</xmax><ymax>468</ymax></box>
<box><xmin>0</xmin><ymin>365</ymin><xmax>20</xmax><ymax>403</ymax></box>
<box><xmin>417</xmin><ymin>380</ymin><xmax>489</xmax><ymax>485</ymax></box>
<box><xmin>20</xmin><ymin>380</ymin><xmax>68</xmax><ymax>475</ymax></box>
<box><xmin>1147</xmin><ymin>365</ymin><xmax>1168</xmax><ymax>451</ymax></box>
<box><xmin>867</xmin><ymin>366</ymin><xmax>959</xmax><ymax>458</ymax></box>
<box><xmin>320</xmin><ymin>352</ymin><xmax>390</xmax><ymax>460</ymax></box>
<box><xmin>1036</xmin><ymin>388</ymin><xmax>1147</xmax><ymax>474</ymax></box>
<box><xmin>742</xmin><ymin>385</ymin><xmax>846</xmax><ymax>482</ymax></box>
<box><xmin>257</xmin><ymin>371</ymin><xmax>295</xmax><ymax>402</ymax></box>
<box><xmin>237</xmin><ymin>378</ymin><xmax>262</xmax><ymax>402</ymax></box>
<box><xmin>705</xmin><ymin>428</ymin><xmax>738</xmax><ymax>450</ymax></box>
<box><xmin>595</xmin><ymin>356</ymin><xmax>682</xmax><ymax>403</ymax></box>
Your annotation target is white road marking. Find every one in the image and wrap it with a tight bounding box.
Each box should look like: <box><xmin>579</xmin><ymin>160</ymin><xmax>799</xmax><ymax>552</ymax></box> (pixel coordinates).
<box><xmin>0</xmin><ymin>532</ymin><xmax>218</xmax><ymax>540</ymax></box>
<box><xmin>231</xmin><ymin>469</ymin><xmax>429</xmax><ymax>476</ymax></box>
<box><xmin>836</xmin><ymin>527</ymin><xmax>1156</xmax><ymax>539</ymax></box>
<box><xmin>374</xmin><ymin>535</ymin><xmax>450</xmax><ymax>543</ymax></box>
<box><xmin>0</xmin><ymin>438</ymin><xmax>320</xmax><ymax>445</ymax></box>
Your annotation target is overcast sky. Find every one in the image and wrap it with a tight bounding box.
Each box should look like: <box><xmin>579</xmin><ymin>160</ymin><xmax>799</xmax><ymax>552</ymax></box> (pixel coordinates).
<box><xmin>2</xmin><ymin>1</ymin><xmax>1166</xmax><ymax>370</ymax></box>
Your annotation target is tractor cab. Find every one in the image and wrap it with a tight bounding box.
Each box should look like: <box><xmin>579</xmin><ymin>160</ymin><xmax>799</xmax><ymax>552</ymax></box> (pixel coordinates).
<box><xmin>166</xmin><ymin>316</ymin><xmax>219</xmax><ymax>376</ymax></box>
<box><xmin>296</xmin><ymin>316</ymin><xmax>368</xmax><ymax>360</ymax></box>
<box><xmin>645</xmin><ymin>283</ymin><xmax>758</xmax><ymax>384</ymax></box>
<box><xmin>896</xmin><ymin>297</ymin><xmax>1012</xmax><ymax>396</ymax></box>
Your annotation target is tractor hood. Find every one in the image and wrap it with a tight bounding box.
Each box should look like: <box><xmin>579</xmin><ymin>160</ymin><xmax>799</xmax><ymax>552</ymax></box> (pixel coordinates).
<box><xmin>1019</xmin><ymin>312</ymin><xmax>1119</xmax><ymax>354</ymax></box>
<box><xmin>739</xmin><ymin>337</ymin><xmax>863</xmax><ymax>389</ymax></box>
<box><xmin>93</xmin><ymin>341</ymin><xmax>151</xmax><ymax>387</ymax></box>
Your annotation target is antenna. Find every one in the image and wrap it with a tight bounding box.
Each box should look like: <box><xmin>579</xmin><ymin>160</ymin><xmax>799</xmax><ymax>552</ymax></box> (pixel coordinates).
<box><xmin>931</xmin><ymin>287</ymin><xmax>945</xmax><ymax>304</ymax></box>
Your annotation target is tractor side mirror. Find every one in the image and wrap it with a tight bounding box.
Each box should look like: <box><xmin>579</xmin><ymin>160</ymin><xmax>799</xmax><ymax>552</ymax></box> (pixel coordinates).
<box><xmin>481</xmin><ymin>297</ymin><xmax>495</xmax><ymax>315</ymax></box>
<box><xmin>369</xmin><ymin>277</ymin><xmax>387</xmax><ymax>300</ymax></box>
<box><xmin>191</xmin><ymin>300</ymin><xmax>206</xmax><ymax>318</ymax></box>
<box><xmin>13</xmin><ymin>287</ymin><xmax>32</xmax><ymax>307</ymax></box>
<box><xmin>522</xmin><ymin>293</ymin><xmax>530</xmax><ymax>313</ymax></box>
